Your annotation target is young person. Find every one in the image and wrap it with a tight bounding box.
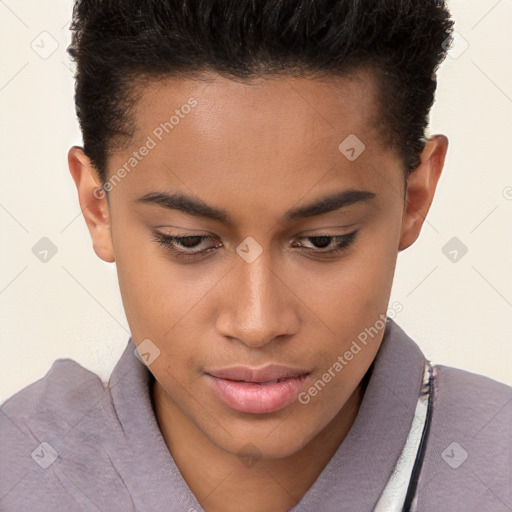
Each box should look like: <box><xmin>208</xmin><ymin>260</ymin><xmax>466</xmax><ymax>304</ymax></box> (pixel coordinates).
<box><xmin>1</xmin><ymin>1</ymin><xmax>510</xmax><ymax>511</ymax></box>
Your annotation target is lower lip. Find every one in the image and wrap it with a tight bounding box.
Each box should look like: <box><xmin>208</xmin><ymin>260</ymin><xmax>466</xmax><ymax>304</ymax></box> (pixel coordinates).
<box><xmin>206</xmin><ymin>374</ymin><xmax>308</xmax><ymax>414</ymax></box>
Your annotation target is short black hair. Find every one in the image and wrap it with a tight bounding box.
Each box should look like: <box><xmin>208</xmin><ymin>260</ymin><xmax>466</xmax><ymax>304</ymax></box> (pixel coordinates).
<box><xmin>67</xmin><ymin>0</ymin><xmax>454</xmax><ymax>184</ymax></box>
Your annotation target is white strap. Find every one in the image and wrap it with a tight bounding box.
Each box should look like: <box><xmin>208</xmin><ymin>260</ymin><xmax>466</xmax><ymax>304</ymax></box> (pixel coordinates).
<box><xmin>373</xmin><ymin>361</ymin><xmax>435</xmax><ymax>512</ymax></box>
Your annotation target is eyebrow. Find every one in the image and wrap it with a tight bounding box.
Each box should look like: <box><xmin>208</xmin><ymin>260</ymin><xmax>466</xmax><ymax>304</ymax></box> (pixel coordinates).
<box><xmin>136</xmin><ymin>188</ymin><xmax>376</xmax><ymax>225</ymax></box>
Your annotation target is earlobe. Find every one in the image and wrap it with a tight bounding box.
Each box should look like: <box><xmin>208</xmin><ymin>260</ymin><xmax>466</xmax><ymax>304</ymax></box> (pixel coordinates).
<box><xmin>398</xmin><ymin>135</ymin><xmax>448</xmax><ymax>252</ymax></box>
<box><xmin>67</xmin><ymin>146</ymin><xmax>115</xmax><ymax>263</ymax></box>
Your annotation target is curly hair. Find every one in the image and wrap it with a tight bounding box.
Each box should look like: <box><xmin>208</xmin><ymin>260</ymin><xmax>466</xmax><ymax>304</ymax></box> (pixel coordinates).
<box><xmin>67</xmin><ymin>0</ymin><xmax>454</xmax><ymax>183</ymax></box>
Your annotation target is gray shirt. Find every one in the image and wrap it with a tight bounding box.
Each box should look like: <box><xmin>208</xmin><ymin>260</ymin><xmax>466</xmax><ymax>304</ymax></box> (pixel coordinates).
<box><xmin>1</xmin><ymin>318</ymin><xmax>511</xmax><ymax>511</ymax></box>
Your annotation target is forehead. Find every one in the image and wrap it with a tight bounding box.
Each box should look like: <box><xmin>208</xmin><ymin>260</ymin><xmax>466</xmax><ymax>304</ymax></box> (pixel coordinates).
<box><xmin>132</xmin><ymin>69</ymin><xmax>382</xmax><ymax>149</ymax></box>
<box><xmin>108</xmin><ymin>70</ymin><xmax>401</xmax><ymax>220</ymax></box>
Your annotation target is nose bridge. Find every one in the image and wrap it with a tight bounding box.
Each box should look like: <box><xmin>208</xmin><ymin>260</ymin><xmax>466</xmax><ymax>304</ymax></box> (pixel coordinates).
<box><xmin>216</xmin><ymin>249</ymin><xmax>298</xmax><ymax>347</ymax></box>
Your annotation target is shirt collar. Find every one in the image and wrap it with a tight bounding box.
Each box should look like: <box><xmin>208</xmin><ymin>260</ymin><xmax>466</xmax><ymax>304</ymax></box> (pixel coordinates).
<box><xmin>290</xmin><ymin>318</ymin><xmax>427</xmax><ymax>510</ymax></box>
<box><xmin>108</xmin><ymin>317</ymin><xmax>426</xmax><ymax>511</ymax></box>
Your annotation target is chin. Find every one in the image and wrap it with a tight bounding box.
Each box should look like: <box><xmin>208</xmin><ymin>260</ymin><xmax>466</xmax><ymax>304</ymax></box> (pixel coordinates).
<box><xmin>210</xmin><ymin>422</ymin><xmax>310</xmax><ymax>462</ymax></box>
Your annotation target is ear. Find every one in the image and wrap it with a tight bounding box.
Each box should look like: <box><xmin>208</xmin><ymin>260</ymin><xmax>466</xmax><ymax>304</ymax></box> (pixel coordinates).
<box><xmin>398</xmin><ymin>135</ymin><xmax>448</xmax><ymax>251</ymax></box>
<box><xmin>67</xmin><ymin>146</ymin><xmax>115</xmax><ymax>262</ymax></box>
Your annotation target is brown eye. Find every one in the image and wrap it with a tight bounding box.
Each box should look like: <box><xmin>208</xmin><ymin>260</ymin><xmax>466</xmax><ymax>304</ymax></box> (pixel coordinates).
<box><xmin>294</xmin><ymin>231</ymin><xmax>358</xmax><ymax>256</ymax></box>
<box><xmin>307</xmin><ymin>236</ymin><xmax>332</xmax><ymax>249</ymax></box>
<box><xmin>152</xmin><ymin>232</ymin><xmax>222</xmax><ymax>258</ymax></box>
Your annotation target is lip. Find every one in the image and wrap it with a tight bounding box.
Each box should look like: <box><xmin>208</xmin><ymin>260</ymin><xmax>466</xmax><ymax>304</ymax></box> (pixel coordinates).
<box><xmin>207</xmin><ymin>365</ymin><xmax>309</xmax><ymax>383</ymax></box>
<box><xmin>205</xmin><ymin>365</ymin><xmax>310</xmax><ymax>414</ymax></box>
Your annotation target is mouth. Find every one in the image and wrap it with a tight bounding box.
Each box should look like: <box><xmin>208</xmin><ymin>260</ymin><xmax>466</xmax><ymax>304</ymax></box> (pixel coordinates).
<box><xmin>205</xmin><ymin>365</ymin><xmax>310</xmax><ymax>414</ymax></box>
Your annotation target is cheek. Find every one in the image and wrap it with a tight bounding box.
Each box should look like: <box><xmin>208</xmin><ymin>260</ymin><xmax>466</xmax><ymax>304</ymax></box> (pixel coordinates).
<box><xmin>307</xmin><ymin>233</ymin><xmax>397</xmax><ymax>337</ymax></box>
<box><xmin>111</xmin><ymin>218</ymin><xmax>178</xmax><ymax>341</ymax></box>
<box><xmin>112</xmin><ymin>219</ymin><xmax>225</xmax><ymax>367</ymax></box>
<box><xmin>303</xmin><ymin>226</ymin><xmax>397</xmax><ymax>391</ymax></box>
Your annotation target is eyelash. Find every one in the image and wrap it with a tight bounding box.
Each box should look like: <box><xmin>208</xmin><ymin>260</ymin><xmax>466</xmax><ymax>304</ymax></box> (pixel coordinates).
<box><xmin>152</xmin><ymin>230</ymin><xmax>359</xmax><ymax>260</ymax></box>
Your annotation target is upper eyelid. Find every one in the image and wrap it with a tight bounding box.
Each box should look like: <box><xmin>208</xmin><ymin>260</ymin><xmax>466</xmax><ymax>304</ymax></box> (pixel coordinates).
<box><xmin>158</xmin><ymin>232</ymin><xmax>356</xmax><ymax>241</ymax></box>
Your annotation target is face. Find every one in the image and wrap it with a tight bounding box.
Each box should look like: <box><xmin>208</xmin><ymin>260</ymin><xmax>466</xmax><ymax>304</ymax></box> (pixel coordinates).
<box><xmin>69</xmin><ymin>69</ymin><xmax>447</xmax><ymax>460</ymax></box>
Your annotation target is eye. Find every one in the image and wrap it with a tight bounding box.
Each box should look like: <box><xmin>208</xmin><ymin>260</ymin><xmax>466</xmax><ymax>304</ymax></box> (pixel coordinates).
<box><xmin>152</xmin><ymin>230</ymin><xmax>359</xmax><ymax>261</ymax></box>
<box><xmin>152</xmin><ymin>232</ymin><xmax>222</xmax><ymax>259</ymax></box>
<box><xmin>292</xmin><ymin>231</ymin><xmax>358</xmax><ymax>256</ymax></box>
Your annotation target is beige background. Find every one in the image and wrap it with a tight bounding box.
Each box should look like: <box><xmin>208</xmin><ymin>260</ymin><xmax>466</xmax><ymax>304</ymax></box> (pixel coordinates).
<box><xmin>1</xmin><ymin>0</ymin><xmax>511</xmax><ymax>404</ymax></box>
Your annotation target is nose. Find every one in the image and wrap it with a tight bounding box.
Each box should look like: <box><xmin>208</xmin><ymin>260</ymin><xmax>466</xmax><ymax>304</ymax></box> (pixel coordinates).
<box><xmin>215</xmin><ymin>250</ymin><xmax>300</xmax><ymax>349</ymax></box>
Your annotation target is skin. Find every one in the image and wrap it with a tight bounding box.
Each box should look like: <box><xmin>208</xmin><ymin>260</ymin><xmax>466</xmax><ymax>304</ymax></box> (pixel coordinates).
<box><xmin>68</xmin><ymin>69</ymin><xmax>448</xmax><ymax>512</ymax></box>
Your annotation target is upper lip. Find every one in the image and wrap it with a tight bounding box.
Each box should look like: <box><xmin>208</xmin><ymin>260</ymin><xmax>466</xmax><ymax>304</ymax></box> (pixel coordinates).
<box><xmin>206</xmin><ymin>365</ymin><xmax>310</xmax><ymax>383</ymax></box>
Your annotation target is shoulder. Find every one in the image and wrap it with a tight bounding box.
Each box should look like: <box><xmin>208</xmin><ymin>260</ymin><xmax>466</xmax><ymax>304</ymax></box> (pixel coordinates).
<box><xmin>417</xmin><ymin>363</ymin><xmax>512</xmax><ymax>510</ymax></box>
<box><xmin>432</xmin><ymin>363</ymin><xmax>512</xmax><ymax>429</ymax></box>
<box><xmin>1</xmin><ymin>357</ymin><xmax>106</xmax><ymax>418</ymax></box>
<box><xmin>0</xmin><ymin>358</ymin><xmax>133</xmax><ymax>511</ymax></box>
<box><xmin>435</xmin><ymin>359</ymin><xmax>512</xmax><ymax>394</ymax></box>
